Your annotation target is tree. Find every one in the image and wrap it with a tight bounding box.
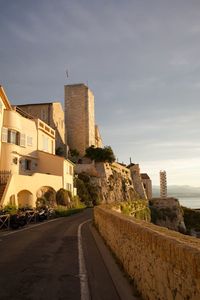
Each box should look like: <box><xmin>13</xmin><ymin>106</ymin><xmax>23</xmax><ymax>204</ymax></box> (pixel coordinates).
<box><xmin>85</xmin><ymin>146</ymin><xmax>115</xmax><ymax>163</ymax></box>
<box><xmin>56</xmin><ymin>147</ymin><xmax>65</xmax><ymax>157</ymax></box>
<box><xmin>69</xmin><ymin>149</ymin><xmax>80</xmax><ymax>163</ymax></box>
<box><xmin>76</xmin><ymin>178</ymin><xmax>92</xmax><ymax>207</ymax></box>
<box><xmin>76</xmin><ymin>173</ymin><xmax>101</xmax><ymax>207</ymax></box>
<box><xmin>70</xmin><ymin>149</ymin><xmax>79</xmax><ymax>157</ymax></box>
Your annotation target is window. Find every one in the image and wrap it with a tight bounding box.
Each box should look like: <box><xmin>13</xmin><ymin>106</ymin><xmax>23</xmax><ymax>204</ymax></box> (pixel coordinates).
<box><xmin>66</xmin><ymin>183</ymin><xmax>72</xmax><ymax>192</ymax></box>
<box><xmin>8</xmin><ymin>130</ymin><xmax>20</xmax><ymax>145</ymax></box>
<box><xmin>69</xmin><ymin>166</ymin><xmax>73</xmax><ymax>175</ymax></box>
<box><xmin>20</xmin><ymin>133</ymin><xmax>26</xmax><ymax>147</ymax></box>
<box><xmin>2</xmin><ymin>128</ymin><xmax>26</xmax><ymax>147</ymax></box>
<box><xmin>42</xmin><ymin>135</ymin><xmax>48</xmax><ymax>151</ymax></box>
<box><xmin>24</xmin><ymin>159</ymin><xmax>31</xmax><ymax>171</ymax></box>
<box><xmin>51</xmin><ymin>140</ymin><xmax>54</xmax><ymax>153</ymax></box>
<box><xmin>27</xmin><ymin>136</ymin><xmax>33</xmax><ymax>146</ymax></box>
<box><xmin>2</xmin><ymin>127</ymin><xmax>8</xmax><ymax>142</ymax></box>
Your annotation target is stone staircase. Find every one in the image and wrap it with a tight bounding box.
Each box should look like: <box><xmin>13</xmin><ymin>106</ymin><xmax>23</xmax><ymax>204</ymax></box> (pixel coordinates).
<box><xmin>0</xmin><ymin>184</ymin><xmax>6</xmax><ymax>203</ymax></box>
<box><xmin>0</xmin><ymin>170</ymin><xmax>11</xmax><ymax>205</ymax></box>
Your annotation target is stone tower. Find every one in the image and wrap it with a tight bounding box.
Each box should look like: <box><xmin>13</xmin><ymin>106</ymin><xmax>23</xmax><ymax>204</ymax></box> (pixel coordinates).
<box><xmin>160</xmin><ymin>170</ymin><xmax>167</xmax><ymax>198</ymax></box>
<box><xmin>127</xmin><ymin>163</ymin><xmax>147</xmax><ymax>199</ymax></box>
<box><xmin>64</xmin><ymin>84</ymin><xmax>95</xmax><ymax>156</ymax></box>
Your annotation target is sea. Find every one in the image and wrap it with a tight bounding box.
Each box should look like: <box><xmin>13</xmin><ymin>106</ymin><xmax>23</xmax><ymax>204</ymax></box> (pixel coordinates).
<box><xmin>177</xmin><ymin>197</ymin><xmax>200</xmax><ymax>209</ymax></box>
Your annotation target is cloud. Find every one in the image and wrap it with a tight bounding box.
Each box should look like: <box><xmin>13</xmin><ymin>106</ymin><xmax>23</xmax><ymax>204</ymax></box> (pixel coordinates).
<box><xmin>1</xmin><ymin>0</ymin><xmax>200</xmax><ymax>185</ymax></box>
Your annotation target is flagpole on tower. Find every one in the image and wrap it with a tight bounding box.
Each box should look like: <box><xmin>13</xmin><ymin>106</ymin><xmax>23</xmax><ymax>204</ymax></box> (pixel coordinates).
<box><xmin>66</xmin><ymin>69</ymin><xmax>69</xmax><ymax>80</ymax></box>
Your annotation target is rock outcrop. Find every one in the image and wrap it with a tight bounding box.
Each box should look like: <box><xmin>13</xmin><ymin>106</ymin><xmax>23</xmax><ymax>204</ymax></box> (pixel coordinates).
<box><xmin>149</xmin><ymin>197</ymin><xmax>186</xmax><ymax>233</ymax></box>
<box><xmin>76</xmin><ymin>161</ymin><xmax>140</xmax><ymax>204</ymax></box>
<box><xmin>182</xmin><ymin>206</ymin><xmax>200</xmax><ymax>237</ymax></box>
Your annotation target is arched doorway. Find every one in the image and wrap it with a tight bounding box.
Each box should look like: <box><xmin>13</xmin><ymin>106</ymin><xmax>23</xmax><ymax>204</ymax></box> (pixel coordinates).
<box><xmin>17</xmin><ymin>190</ymin><xmax>34</xmax><ymax>208</ymax></box>
<box><xmin>9</xmin><ymin>194</ymin><xmax>16</xmax><ymax>206</ymax></box>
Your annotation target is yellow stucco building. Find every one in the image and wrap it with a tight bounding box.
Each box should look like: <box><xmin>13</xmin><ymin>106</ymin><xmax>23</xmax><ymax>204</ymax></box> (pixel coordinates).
<box><xmin>16</xmin><ymin>102</ymin><xmax>66</xmax><ymax>155</ymax></box>
<box><xmin>0</xmin><ymin>86</ymin><xmax>76</xmax><ymax>208</ymax></box>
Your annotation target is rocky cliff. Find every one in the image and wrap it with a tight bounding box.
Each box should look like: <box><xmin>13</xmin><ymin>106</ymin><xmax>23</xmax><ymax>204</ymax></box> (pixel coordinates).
<box><xmin>149</xmin><ymin>197</ymin><xmax>186</xmax><ymax>233</ymax></box>
<box><xmin>76</xmin><ymin>162</ymin><xmax>140</xmax><ymax>204</ymax></box>
<box><xmin>182</xmin><ymin>206</ymin><xmax>200</xmax><ymax>237</ymax></box>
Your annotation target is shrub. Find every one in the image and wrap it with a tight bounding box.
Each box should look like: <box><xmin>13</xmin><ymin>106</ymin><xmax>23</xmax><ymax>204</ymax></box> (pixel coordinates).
<box><xmin>76</xmin><ymin>174</ymin><xmax>101</xmax><ymax>207</ymax></box>
<box><xmin>78</xmin><ymin>172</ymin><xmax>90</xmax><ymax>183</ymax></box>
<box><xmin>56</xmin><ymin>188</ymin><xmax>71</xmax><ymax>206</ymax></box>
<box><xmin>76</xmin><ymin>178</ymin><xmax>92</xmax><ymax>206</ymax></box>
<box><xmin>43</xmin><ymin>190</ymin><xmax>56</xmax><ymax>207</ymax></box>
<box><xmin>36</xmin><ymin>197</ymin><xmax>48</xmax><ymax>209</ymax></box>
<box><xmin>85</xmin><ymin>145</ymin><xmax>115</xmax><ymax>163</ymax></box>
<box><xmin>56</xmin><ymin>147</ymin><xmax>65</xmax><ymax>157</ymax></box>
<box><xmin>54</xmin><ymin>206</ymin><xmax>85</xmax><ymax>217</ymax></box>
<box><xmin>69</xmin><ymin>149</ymin><xmax>79</xmax><ymax>163</ymax></box>
<box><xmin>3</xmin><ymin>204</ymin><xmax>18</xmax><ymax>215</ymax></box>
<box><xmin>120</xmin><ymin>200</ymin><xmax>151</xmax><ymax>221</ymax></box>
<box><xmin>71</xmin><ymin>195</ymin><xmax>86</xmax><ymax>209</ymax></box>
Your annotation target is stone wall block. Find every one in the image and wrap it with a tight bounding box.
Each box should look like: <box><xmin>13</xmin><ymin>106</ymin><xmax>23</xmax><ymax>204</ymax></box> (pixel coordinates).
<box><xmin>94</xmin><ymin>206</ymin><xmax>200</xmax><ymax>300</ymax></box>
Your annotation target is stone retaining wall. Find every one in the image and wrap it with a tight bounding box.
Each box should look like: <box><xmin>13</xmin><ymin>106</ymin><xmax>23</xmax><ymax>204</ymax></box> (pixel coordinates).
<box><xmin>94</xmin><ymin>206</ymin><xmax>200</xmax><ymax>300</ymax></box>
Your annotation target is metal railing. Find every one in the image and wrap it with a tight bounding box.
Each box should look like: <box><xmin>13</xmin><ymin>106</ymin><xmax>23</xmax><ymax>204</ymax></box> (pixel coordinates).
<box><xmin>0</xmin><ymin>214</ymin><xmax>10</xmax><ymax>230</ymax></box>
<box><xmin>15</xmin><ymin>106</ymin><xmax>34</xmax><ymax>120</ymax></box>
<box><xmin>0</xmin><ymin>209</ymin><xmax>54</xmax><ymax>231</ymax></box>
<box><xmin>26</xmin><ymin>210</ymin><xmax>37</xmax><ymax>224</ymax></box>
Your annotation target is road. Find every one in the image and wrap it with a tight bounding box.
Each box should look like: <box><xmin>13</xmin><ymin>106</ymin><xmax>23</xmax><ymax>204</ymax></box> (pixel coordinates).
<box><xmin>0</xmin><ymin>209</ymin><xmax>138</xmax><ymax>300</ymax></box>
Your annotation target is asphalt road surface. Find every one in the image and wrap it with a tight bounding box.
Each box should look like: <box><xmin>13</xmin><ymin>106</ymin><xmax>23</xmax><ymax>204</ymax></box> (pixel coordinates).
<box><xmin>0</xmin><ymin>209</ymin><xmax>138</xmax><ymax>300</ymax></box>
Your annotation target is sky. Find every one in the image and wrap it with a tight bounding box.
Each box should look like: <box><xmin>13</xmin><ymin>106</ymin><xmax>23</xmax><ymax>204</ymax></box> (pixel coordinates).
<box><xmin>1</xmin><ymin>0</ymin><xmax>200</xmax><ymax>187</ymax></box>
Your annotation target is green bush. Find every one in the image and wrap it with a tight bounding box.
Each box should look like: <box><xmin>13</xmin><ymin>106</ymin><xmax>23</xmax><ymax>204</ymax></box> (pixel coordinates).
<box><xmin>85</xmin><ymin>145</ymin><xmax>115</xmax><ymax>163</ymax></box>
<box><xmin>78</xmin><ymin>173</ymin><xmax>90</xmax><ymax>183</ymax></box>
<box><xmin>36</xmin><ymin>197</ymin><xmax>48</xmax><ymax>209</ymax></box>
<box><xmin>56</xmin><ymin>188</ymin><xmax>71</xmax><ymax>206</ymax></box>
<box><xmin>43</xmin><ymin>190</ymin><xmax>56</xmax><ymax>207</ymax></box>
<box><xmin>76</xmin><ymin>174</ymin><xmax>101</xmax><ymax>207</ymax></box>
<box><xmin>71</xmin><ymin>195</ymin><xmax>86</xmax><ymax>209</ymax></box>
<box><xmin>76</xmin><ymin>178</ymin><xmax>92</xmax><ymax>206</ymax></box>
<box><xmin>69</xmin><ymin>149</ymin><xmax>79</xmax><ymax>163</ymax></box>
<box><xmin>120</xmin><ymin>200</ymin><xmax>151</xmax><ymax>221</ymax></box>
<box><xmin>3</xmin><ymin>204</ymin><xmax>18</xmax><ymax>215</ymax></box>
<box><xmin>56</xmin><ymin>147</ymin><xmax>65</xmax><ymax>157</ymax></box>
<box><xmin>54</xmin><ymin>206</ymin><xmax>85</xmax><ymax>217</ymax></box>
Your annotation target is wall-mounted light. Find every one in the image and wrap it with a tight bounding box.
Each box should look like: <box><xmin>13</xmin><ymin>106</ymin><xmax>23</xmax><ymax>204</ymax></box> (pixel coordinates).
<box><xmin>13</xmin><ymin>157</ymin><xmax>18</xmax><ymax>164</ymax></box>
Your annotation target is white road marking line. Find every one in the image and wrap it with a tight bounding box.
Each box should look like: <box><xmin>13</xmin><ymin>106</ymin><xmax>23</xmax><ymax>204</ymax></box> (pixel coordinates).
<box><xmin>78</xmin><ymin>219</ymin><xmax>91</xmax><ymax>300</ymax></box>
<box><xmin>2</xmin><ymin>218</ymin><xmax>62</xmax><ymax>237</ymax></box>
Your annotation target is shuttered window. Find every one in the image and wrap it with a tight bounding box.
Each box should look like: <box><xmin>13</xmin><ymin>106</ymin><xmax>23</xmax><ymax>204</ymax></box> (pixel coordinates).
<box><xmin>8</xmin><ymin>130</ymin><xmax>17</xmax><ymax>144</ymax></box>
<box><xmin>27</xmin><ymin>136</ymin><xmax>33</xmax><ymax>146</ymax></box>
<box><xmin>20</xmin><ymin>134</ymin><xmax>26</xmax><ymax>147</ymax></box>
<box><xmin>2</xmin><ymin>127</ymin><xmax>8</xmax><ymax>142</ymax></box>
